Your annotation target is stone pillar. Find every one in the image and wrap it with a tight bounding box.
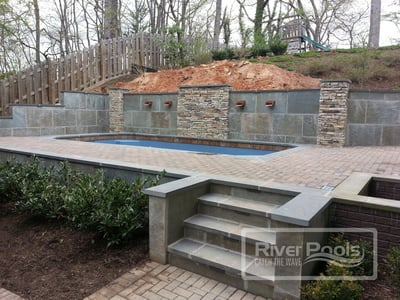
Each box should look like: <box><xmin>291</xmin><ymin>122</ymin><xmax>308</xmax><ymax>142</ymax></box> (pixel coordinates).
<box><xmin>108</xmin><ymin>88</ymin><xmax>127</xmax><ymax>132</ymax></box>
<box><xmin>317</xmin><ymin>79</ymin><xmax>351</xmax><ymax>146</ymax></box>
<box><xmin>177</xmin><ymin>84</ymin><xmax>231</xmax><ymax>139</ymax></box>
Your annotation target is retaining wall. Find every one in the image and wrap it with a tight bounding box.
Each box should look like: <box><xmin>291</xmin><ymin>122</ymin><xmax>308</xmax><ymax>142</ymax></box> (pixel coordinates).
<box><xmin>1</xmin><ymin>84</ymin><xmax>400</xmax><ymax>147</ymax></box>
<box><xmin>0</xmin><ymin>91</ymin><xmax>108</xmax><ymax>137</ymax></box>
<box><xmin>347</xmin><ymin>90</ymin><xmax>400</xmax><ymax>146</ymax></box>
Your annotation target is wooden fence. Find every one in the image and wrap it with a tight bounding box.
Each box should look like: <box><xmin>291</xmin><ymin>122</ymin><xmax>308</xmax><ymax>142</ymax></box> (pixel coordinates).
<box><xmin>0</xmin><ymin>33</ymin><xmax>165</xmax><ymax>116</ymax></box>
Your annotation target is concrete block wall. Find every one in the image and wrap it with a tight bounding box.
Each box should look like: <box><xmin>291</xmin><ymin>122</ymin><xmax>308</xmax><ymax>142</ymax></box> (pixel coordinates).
<box><xmin>229</xmin><ymin>90</ymin><xmax>320</xmax><ymax>144</ymax></box>
<box><xmin>124</xmin><ymin>92</ymin><xmax>178</xmax><ymax>135</ymax></box>
<box><xmin>0</xmin><ymin>91</ymin><xmax>108</xmax><ymax>137</ymax></box>
<box><xmin>347</xmin><ymin>90</ymin><xmax>400</xmax><ymax>146</ymax></box>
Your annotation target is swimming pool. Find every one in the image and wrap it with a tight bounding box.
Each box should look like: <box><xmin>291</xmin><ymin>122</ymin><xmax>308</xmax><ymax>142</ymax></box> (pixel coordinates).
<box><xmin>60</xmin><ymin>133</ymin><xmax>293</xmax><ymax>156</ymax></box>
<box><xmin>93</xmin><ymin>139</ymin><xmax>275</xmax><ymax>156</ymax></box>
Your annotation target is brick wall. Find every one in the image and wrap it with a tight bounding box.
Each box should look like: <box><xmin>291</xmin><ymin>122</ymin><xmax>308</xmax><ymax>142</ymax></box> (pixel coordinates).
<box><xmin>330</xmin><ymin>202</ymin><xmax>400</xmax><ymax>259</ymax></box>
<box><xmin>177</xmin><ymin>84</ymin><xmax>231</xmax><ymax>139</ymax></box>
<box><xmin>367</xmin><ymin>179</ymin><xmax>400</xmax><ymax>200</ymax></box>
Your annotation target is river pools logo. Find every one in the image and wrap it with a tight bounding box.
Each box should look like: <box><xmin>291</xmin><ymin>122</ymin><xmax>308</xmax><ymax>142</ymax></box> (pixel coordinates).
<box><xmin>240</xmin><ymin>228</ymin><xmax>377</xmax><ymax>281</ymax></box>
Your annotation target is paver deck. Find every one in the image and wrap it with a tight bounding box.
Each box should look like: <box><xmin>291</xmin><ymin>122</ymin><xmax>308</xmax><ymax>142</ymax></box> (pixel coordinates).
<box><xmin>1</xmin><ymin>136</ymin><xmax>400</xmax><ymax>299</ymax></box>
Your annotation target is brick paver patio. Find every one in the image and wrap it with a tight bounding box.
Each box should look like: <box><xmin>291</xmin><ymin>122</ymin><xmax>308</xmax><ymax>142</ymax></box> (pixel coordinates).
<box><xmin>1</xmin><ymin>136</ymin><xmax>400</xmax><ymax>299</ymax></box>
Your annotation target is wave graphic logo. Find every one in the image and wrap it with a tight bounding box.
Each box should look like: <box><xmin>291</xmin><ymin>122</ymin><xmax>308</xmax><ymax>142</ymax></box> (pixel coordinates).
<box><xmin>304</xmin><ymin>242</ymin><xmax>365</xmax><ymax>268</ymax></box>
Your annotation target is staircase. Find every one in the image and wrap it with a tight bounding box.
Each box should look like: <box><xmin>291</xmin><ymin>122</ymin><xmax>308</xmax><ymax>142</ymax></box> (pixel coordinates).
<box><xmin>146</xmin><ymin>177</ymin><xmax>331</xmax><ymax>300</ymax></box>
<box><xmin>167</xmin><ymin>192</ymin><xmax>290</xmax><ymax>299</ymax></box>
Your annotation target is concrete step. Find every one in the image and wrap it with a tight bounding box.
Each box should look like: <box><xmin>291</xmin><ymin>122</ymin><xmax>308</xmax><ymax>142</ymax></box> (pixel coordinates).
<box><xmin>168</xmin><ymin>238</ymin><xmax>275</xmax><ymax>298</ymax></box>
<box><xmin>198</xmin><ymin>193</ymin><xmax>279</xmax><ymax>227</ymax></box>
<box><xmin>184</xmin><ymin>214</ymin><xmax>276</xmax><ymax>253</ymax></box>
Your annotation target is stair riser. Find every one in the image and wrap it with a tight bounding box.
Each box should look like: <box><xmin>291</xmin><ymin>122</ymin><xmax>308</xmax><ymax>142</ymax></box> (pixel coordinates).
<box><xmin>169</xmin><ymin>253</ymin><xmax>274</xmax><ymax>299</ymax></box>
<box><xmin>198</xmin><ymin>203</ymin><xmax>271</xmax><ymax>227</ymax></box>
<box><xmin>184</xmin><ymin>227</ymin><xmax>274</xmax><ymax>258</ymax></box>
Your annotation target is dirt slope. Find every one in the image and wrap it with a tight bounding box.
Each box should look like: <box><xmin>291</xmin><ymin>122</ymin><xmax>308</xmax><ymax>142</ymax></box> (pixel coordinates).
<box><xmin>114</xmin><ymin>60</ymin><xmax>320</xmax><ymax>92</ymax></box>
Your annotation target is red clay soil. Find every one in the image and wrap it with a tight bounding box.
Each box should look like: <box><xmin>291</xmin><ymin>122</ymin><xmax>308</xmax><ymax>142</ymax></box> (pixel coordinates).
<box><xmin>114</xmin><ymin>60</ymin><xmax>320</xmax><ymax>93</ymax></box>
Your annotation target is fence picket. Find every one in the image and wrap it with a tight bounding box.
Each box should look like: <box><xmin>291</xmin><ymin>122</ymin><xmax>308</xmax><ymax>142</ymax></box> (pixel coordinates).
<box><xmin>0</xmin><ymin>34</ymin><xmax>166</xmax><ymax>115</ymax></box>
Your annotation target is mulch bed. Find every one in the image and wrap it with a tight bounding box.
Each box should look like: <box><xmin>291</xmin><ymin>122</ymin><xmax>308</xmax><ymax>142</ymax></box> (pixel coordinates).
<box><xmin>0</xmin><ymin>202</ymin><xmax>148</xmax><ymax>300</ymax></box>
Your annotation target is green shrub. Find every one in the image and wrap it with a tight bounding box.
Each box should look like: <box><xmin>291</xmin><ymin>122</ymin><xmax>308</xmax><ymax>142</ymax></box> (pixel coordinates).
<box><xmin>194</xmin><ymin>52</ymin><xmax>213</xmax><ymax>65</ymax></box>
<box><xmin>269</xmin><ymin>39</ymin><xmax>288</xmax><ymax>56</ymax></box>
<box><xmin>211</xmin><ymin>48</ymin><xmax>234</xmax><ymax>61</ymax></box>
<box><xmin>385</xmin><ymin>246</ymin><xmax>400</xmax><ymax>285</ymax></box>
<box><xmin>302</xmin><ymin>265</ymin><xmax>363</xmax><ymax>300</ymax></box>
<box><xmin>0</xmin><ymin>160</ymin><xmax>25</xmax><ymax>202</ymax></box>
<box><xmin>0</xmin><ymin>157</ymin><xmax>165</xmax><ymax>247</ymax></box>
<box><xmin>301</xmin><ymin>234</ymin><xmax>371</xmax><ymax>300</ymax></box>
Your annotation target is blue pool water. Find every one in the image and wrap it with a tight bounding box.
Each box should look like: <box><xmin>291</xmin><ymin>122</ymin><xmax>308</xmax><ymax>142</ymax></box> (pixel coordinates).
<box><xmin>93</xmin><ymin>139</ymin><xmax>275</xmax><ymax>156</ymax></box>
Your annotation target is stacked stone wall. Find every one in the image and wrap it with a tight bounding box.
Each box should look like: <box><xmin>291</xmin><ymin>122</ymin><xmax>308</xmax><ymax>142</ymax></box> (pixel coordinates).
<box><xmin>317</xmin><ymin>80</ymin><xmax>351</xmax><ymax>146</ymax></box>
<box><xmin>177</xmin><ymin>84</ymin><xmax>231</xmax><ymax>139</ymax></box>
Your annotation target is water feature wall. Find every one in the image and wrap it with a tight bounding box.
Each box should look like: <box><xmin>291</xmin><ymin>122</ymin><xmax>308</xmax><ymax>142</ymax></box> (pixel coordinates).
<box><xmin>1</xmin><ymin>82</ymin><xmax>400</xmax><ymax>146</ymax></box>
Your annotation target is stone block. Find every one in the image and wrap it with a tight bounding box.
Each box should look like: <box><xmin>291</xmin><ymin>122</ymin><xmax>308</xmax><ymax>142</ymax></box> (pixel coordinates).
<box><xmin>287</xmin><ymin>90</ymin><xmax>320</xmax><ymax>114</ymax></box>
<box><xmin>11</xmin><ymin>107</ymin><xmax>27</xmax><ymax>127</ymax></box>
<box><xmin>124</xmin><ymin>94</ymin><xmax>142</xmax><ymax>111</ymax></box>
<box><xmin>13</xmin><ymin>127</ymin><xmax>41</xmax><ymax>137</ymax></box>
<box><xmin>257</xmin><ymin>92</ymin><xmax>288</xmax><ymax>114</ymax></box>
<box><xmin>272</xmin><ymin>115</ymin><xmax>302</xmax><ymax>136</ymax></box>
<box><xmin>228</xmin><ymin>113</ymin><xmax>242</xmax><ymax>134</ymax></box>
<box><xmin>303</xmin><ymin>115</ymin><xmax>317</xmax><ymax>137</ymax></box>
<box><xmin>366</xmin><ymin>101</ymin><xmax>400</xmax><ymax>124</ymax></box>
<box><xmin>132</xmin><ymin>111</ymin><xmax>151</xmax><ymax>127</ymax></box>
<box><xmin>97</xmin><ymin>111</ymin><xmax>109</xmax><ymax>127</ymax></box>
<box><xmin>54</xmin><ymin>109</ymin><xmax>77</xmax><ymax>127</ymax></box>
<box><xmin>66</xmin><ymin>126</ymin><xmax>89</xmax><ymax>135</ymax></box>
<box><xmin>382</xmin><ymin>125</ymin><xmax>400</xmax><ymax>146</ymax></box>
<box><xmin>241</xmin><ymin>113</ymin><xmax>272</xmax><ymax>135</ymax></box>
<box><xmin>350</xmin><ymin>91</ymin><xmax>384</xmax><ymax>101</ymax></box>
<box><xmin>149</xmin><ymin>196</ymin><xmax>168</xmax><ymax>263</ymax></box>
<box><xmin>78</xmin><ymin>110</ymin><xmax>97</xmax><ymax>126</ymax></box>
<box><xmin>151</xmin><ymin>112</ymin><xmax>170</xmax><ymax>129</ymax></box>
<box><xmin>26</xmin><ymin>109</ymin><xmax>53</xmax><ymax>127</ymax></box>
<box><xmin>0</xmin><ymin>128</ymin><xmax>12</xmax><ymax>136</ymax></box>
<box><xmin>40</xmin><ymin>127</ymin><xmax>66</xmax><ymax>136</ymax></box>
<box><xmin>63</xmin><ymin>92</ymin><xmax>86</xmax><ymax>109</ymax></box>
<box><xmin>346</xmin><ymin>124</ymin><xmax>382</xmax><ymax>146</ymax></box>
<box><xmin>347</xmin><ymin>100</ymin><xmax>367</xmax><ymax>123</ymax></box>
<box><xmin>229</xmin><ymin>93</ymin><xmax>256</xmax><ymax>113</ymax></box>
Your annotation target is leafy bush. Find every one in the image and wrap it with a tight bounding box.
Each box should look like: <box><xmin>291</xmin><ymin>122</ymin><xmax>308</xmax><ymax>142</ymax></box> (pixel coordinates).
<box><xmin>301</xmin><ymin>234</ymin><xmax>371</xmax><ymax>300</ymax></box>
<box><xmin>302</xmin><ymin>264</ymin><xmax>363</xmax><ymax>300</ymax></box>
<box><xmin>194</xmin><ymin>52</ymin><xmax>213</xmax><ymax>65</ymax></box>
<box><xmin>269</xmin><ymin>39</ymin><xmax>288</xmax><ymax>56</ymax></box>
<box><xmin>385</xmin><ymin>246</ymin><xmax>400</xmax><ymax>285</ymax></box>
<box><xmin>211</xmin><ymin>48</ymin><xmax>234</xmax><ymax>61</ymax></box>
<box><xmin>0</xmin><ymin>157</ymin><xmax>164</xmax><ymax>247</ymax></box>
<box><xmin>0</xmin><ymin>160</ymin><xmax>25</xmax><ymax>202</ymax></box>
<box><xmin>251</xmin><ymin>34</ymin><xmax>268</xmax><ymax>57</ymax></box>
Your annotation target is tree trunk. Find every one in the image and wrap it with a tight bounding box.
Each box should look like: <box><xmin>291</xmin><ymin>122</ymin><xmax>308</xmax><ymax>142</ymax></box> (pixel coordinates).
<box><xmin>33</xmin><ymin>0</ymin><xmax>40</xmax><ymax>63</ymax></box>
<box><xmin>104</xmin><ymin>0</ymin><xmax>120</xmax><ymax>39</ymax></box>
<box><xmin>213</xmin><ymin>0</ymin><xmax>222</xmax><ymax>49</ymax></box>
<box><xmin>368</xmin><ymin>0</ymin><xmax>381</xmax><ymax>48</ymax></box>
<box><xmin>254</xmin><ymin>0</ymin><xmax>268</xmax><ymax>44</ymax></box>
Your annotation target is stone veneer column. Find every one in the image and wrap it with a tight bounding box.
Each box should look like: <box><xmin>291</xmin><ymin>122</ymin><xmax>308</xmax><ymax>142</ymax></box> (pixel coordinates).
<box><xmin>317</xmin><ymin>79</ymin><xmax>351</xmax><ymax>146</ymax></box>
<box><xmin>108</xmin><ymin>88</ymin><xmax>127</xmax><ymax>132</ymax></box>
<box><xmin>177</xmin><ymin>84</ymin><xmax>231</xmax><ymax>139</ymax></box>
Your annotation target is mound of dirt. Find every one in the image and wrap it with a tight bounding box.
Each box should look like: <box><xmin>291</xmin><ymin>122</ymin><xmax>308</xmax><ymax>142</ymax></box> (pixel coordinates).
<box><xmin>115</xmin><ymin>60</ymin><xmax>320</xmax><ymax>92</ymax></box>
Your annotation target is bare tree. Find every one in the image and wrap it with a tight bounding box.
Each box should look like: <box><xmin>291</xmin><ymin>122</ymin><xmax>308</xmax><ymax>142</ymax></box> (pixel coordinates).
<box><xmin>331</xmin><ymin>1</ymin><xmax>369</xmax><ymax>48</ymax></box>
